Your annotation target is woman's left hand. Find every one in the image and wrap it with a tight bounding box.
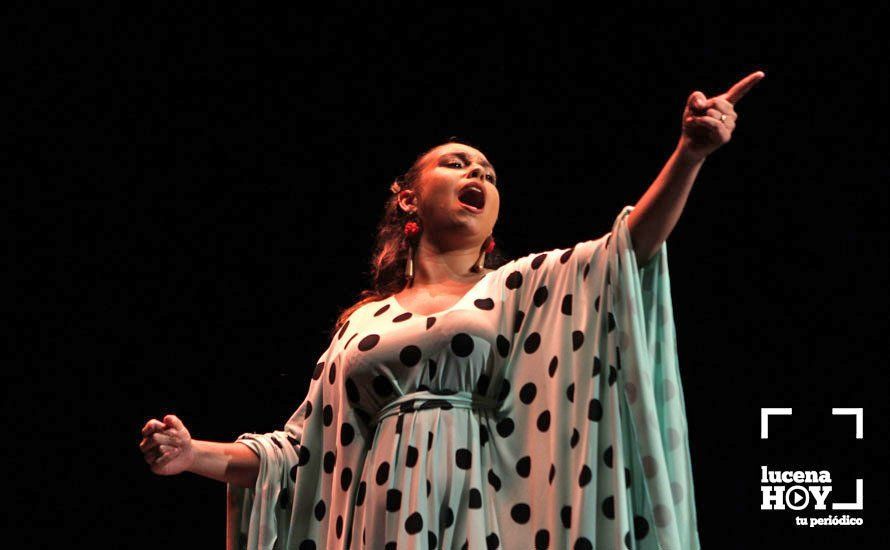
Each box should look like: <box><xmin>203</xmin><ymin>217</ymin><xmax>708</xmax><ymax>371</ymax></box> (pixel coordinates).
<box><xmin>679</xmin><ymin>70</ymin><xmax>765</xmax><ymax>162</ymax></box>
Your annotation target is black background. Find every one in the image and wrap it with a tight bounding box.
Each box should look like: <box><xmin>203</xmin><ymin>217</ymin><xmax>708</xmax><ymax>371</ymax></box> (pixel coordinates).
<box><xmin>12</xmin><ymin>8</ymin><xmax>889</xmax><ymax>549</ymax></box>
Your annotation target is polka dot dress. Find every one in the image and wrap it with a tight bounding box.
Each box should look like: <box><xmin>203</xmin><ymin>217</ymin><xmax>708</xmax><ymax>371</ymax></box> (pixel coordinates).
<box><xmin>229</xmin><ymin>206</ymin><xmax>701</xmax><ymax>549</ymax></box>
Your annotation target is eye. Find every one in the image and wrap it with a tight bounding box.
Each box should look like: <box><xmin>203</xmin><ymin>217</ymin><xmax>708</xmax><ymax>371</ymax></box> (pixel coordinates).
<box><xmin>447</xmin><ymin>161</ymin><xmax>463</xmax><ymax>168</ymax></box>
<box><xmin>486</xmin><ymin>174</ymin><xmax>497</xmax><ymax>184</ymax></box>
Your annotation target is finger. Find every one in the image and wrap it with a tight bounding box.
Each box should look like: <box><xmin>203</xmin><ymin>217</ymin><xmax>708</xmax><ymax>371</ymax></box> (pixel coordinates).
<box><xmin>140</xmin><ymin>436</ymin><xmax>159</xmax><ymax>453</ymax></box>
<box><xmin>724</xmin><ymin>71</ymin><xmax>765</xmax><ymax>105</ymax></box>
<box><xmin>711</xmin><ymin>97</ymin><xmax>736</xmax><ymax>116</ymax></box>
<box><xmin>686</xmin><ymin>115</ymin><xmax>724</xmax><ymax>132</ymax></box>
<box><xmin>142</xmin><ymin>419</ymin><xmax>165</xmax><ymax>436</ymax></box>
<box><xmin>145</xmin><ymin>448</ymin><xmax>162</xmax><ymax>464</ymax></box>
<box><xmin>164</xmin><ymin>415</ymin><xmax>185</xmax><ymax>431</ymax></box>
<box><xmin>687</xmin><ymin>91</ymin><xmax>709</xmax><ymax>111</ymax></box>
<box><xmin>156</xmin><ymin>446</ymin><xmax>180</xmax><ymax>464</ymax></box>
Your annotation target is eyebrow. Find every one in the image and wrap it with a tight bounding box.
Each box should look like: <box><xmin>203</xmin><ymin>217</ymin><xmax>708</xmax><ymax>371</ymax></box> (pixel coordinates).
<box><xmin>440</xmin><ymin>152</ymin><xmax>496</xmax><ymax>176</ymax></box>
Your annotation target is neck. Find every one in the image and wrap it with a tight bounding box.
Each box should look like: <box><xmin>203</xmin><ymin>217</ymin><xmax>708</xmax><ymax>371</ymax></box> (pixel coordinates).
<box><xmin>410</xmin><ymin>235</ymin><xmax>485</xmax><ymax>287</ymax></box>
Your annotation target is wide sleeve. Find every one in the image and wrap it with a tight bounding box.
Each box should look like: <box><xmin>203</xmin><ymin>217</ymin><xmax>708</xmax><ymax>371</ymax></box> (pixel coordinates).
<box><xmin>226</xmin><ymin>341</ymin><xmax>333</xmax><ymax>550</ymax></box>
<box><xmin>489</xmin><ymin>205</ymin><xmax>700</xmax><ymax>549</ymax></box>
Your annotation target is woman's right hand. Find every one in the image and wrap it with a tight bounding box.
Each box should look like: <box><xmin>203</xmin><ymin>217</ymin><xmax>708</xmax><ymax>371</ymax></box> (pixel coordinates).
<box><xmin>140</xmin><ymin>414</ymin><xmax>196</xmax><ymax>476</ymax></box>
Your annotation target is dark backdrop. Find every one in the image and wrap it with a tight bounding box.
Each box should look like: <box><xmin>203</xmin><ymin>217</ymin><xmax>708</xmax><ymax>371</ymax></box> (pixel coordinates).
<box><xmin>13</xmin><ymin>8</ymin><xmax>888</xmax><ymax>549</ymax></box>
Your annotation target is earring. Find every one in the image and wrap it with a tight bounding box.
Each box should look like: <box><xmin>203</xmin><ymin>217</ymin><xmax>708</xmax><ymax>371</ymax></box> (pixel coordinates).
<box><xmin>404</xmin><ymin>220</ymin><xmax>421</xmax><ymax>282</ymax></box>
<box><xmin>471</xmin><ymin>235</ymin><xmax>496</xmax><ymax>273</ymax></box>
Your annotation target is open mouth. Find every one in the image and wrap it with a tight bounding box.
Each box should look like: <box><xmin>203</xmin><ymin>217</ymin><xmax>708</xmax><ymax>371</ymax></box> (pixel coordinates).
<box><xmin>457</xmin><ymin>185</ymin><xmax>485</xmax><ymax>210</ymax></box>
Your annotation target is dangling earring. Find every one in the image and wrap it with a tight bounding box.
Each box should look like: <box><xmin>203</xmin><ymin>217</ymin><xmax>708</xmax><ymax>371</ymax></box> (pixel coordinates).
<box><xmin>404</xmin><ymin>220</ymin><xmax>421</xmax><ymax>283</ymax></box>
<box><xmin>472</xmin><ymin>235</ymin><xmax>496</xmax><ymax>273</ymax></box>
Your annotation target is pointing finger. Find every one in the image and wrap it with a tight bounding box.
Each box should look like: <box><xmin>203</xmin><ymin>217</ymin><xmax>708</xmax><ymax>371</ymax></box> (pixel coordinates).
<box><xmin>724</xmin><ymin>71</ymin><xmax>765</xmax><ymax>105</ymax></box>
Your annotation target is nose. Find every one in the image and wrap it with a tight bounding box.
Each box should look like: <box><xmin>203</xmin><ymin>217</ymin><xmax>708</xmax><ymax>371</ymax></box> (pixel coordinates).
<box><xmin>468</xmin><ymin>166</ymin><xmax>485</xmax><ymax>180</ymax></box>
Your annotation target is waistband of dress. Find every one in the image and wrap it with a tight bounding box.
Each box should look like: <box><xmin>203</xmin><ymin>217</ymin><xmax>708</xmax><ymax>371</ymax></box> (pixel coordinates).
<box><xmin>371</xmin><ymin>390</ymin><xmax>499</xmax><ymax>426</ymax></box>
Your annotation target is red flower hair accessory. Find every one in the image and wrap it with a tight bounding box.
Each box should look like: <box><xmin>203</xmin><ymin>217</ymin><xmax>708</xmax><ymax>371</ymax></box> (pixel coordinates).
<box><xmin>484</xmin><ymin>237</ymin><xmax>496</xmax><ymax>253</ymax></box>
<box><xmin>404</xmin><ymin>221</ymin><xmax>421</xmax><ymax>239</ymax></box>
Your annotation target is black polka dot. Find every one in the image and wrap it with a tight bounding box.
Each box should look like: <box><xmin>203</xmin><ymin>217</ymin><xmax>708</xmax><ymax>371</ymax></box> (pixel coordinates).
<box><xmin>523</xmin><ymin>332</ymin><xmax>541</xmax><ymax>353</ymax></box>
<box><xmin>535</xmin><ymin>530</ymin><xmax>550</xmax><ymax>549</ymax></box>
<box><xmin>514</xmin><ymin>310</ymin><xmax>525</xmax><ymax>333</ymax></box>
<box><xmin>572</xmin><ymin>330</ymin><xmax>584</xmax><ymax>351</ymax></box>
<box><xmin>625</xmin><ymin>467</ymin><xmax>632</xmax><ymax>488</ymax></box>
<box><xmin>426</xmin><ymin>478</ymin><xmax>431</xmax><ymax>497</ymax></box>
<box><xmin>592</xmin><ymin>356</ymin><xmax>602</xmax><ymax>377</ymax></box>
<box><xmin>328</xmin><ymin>363</ymin><xmax>337</xmax><ymax>384</ymax></box>
<box><xmin>428</xmin><ymin>431</ymin><xmax>434</xmax><ymax>451</ymax></box>
<box><xmin>405</xmin><ymin>511</ymin><xmax>423</xmax><ymax>534</ymax></box>
<box><xmin>357</xmin><ymin>334</ymin><xmax>380</xmax><ymax>351</ymax></box>
<box><xmin>533</xmin><ymin>286</ymin><xmax>549</xmax><ymax>307</ymax></box>
<box><xmin>560</xmin><ymin>247</ymin><xmax>574</xmax><ymax>263</ymax></box>
<box><xmin>474</xmin><ymin>297</ymin><xmax>494</xmax><ymax>310</ymax></box>
<box><xmin>373</xmin><ymin>375</ymin><xmax>393</xmax><ymax>397</ymax></box>
<box><xmin>337</xmin><ymin>320</ymin><xmax>350</xmax><ymax>340</ymax></box>
<box><xmin>608</xmin><ymin>365</ymin><xmax>617</xmax><ymax>386</ymax></box>
<box><xmin>393</xmin><ymin>312</ymin><xmax>412</xmax><ymax>323</ymax></box>
<box><xmin>574</xmin><ymin>537</ymin><xmax>593</xmax><ymax>550</ymax></box>
<box><xmin>607</xmin><ymin>312</ymin><xmax>616</xmax><ymax>332</ymax></box>
<box><xmin>406</xmin><ymin>445</ymin><xmax>418</xmax><ymax>467</ymax></box>
<box><xmin>594</xmin><ymin>295</ymin><xmax>600</xmax><ymax>312</ymax></box>
<box><xmin>287</xmin><ymin>434</ymin><xmax>299</xmax><ymax>447</ymax></box>
<box><xmin>531</xmin><ymin>253</ymin><xmax>547</xmax><ymax>269</ymax></box>
<box><xmin>399</xmin><ymin>345</ymin><xmax>422</xmax><ymax>367</ymax></box>
<box><xmin>323</xmin><ymin>405</ymin><xmax>333</xmax><ymax>426</ymax></box>
<box><xmin>496</xmin><ymin>417</ymin><xmax>514</xmax><ymax>437</ymax></box>
<box><xmin>451</xmin><ymin>333</ymin><xmax>474</xmax><ymax>357</ymax></box>
<box><xmin>488</xmin><ymin>469</ymin><xmax>501</xmax><ymax>491</ymax></box>
<box><xmin>323</xmin><ymin>451</ymin><xmax>336</xmax><ymax>473</ymax></box>
<box><xmin>549</xmin><ymin>463</ymin><xmax>556</xmax><ymax>485</ymax></box>
<box><xmin>579</xmin><ymin>465</ymin><xmax>592</xmax><ymax>487</ymax></box>
<box><xmin>278</xmin><ymin>486</ymin><xmax>289</xmax><ymax>509</ymax></box>
<box><xmin>395</xmin><ymin>414</ymin><xmax>404</xmax><ymax>435</ymax></box>
<box><xmin>299</xmin><ymin>540</ymin><xmax>315</xmax><ymax>550</ymax></box>
<box><xmin>345</xmin><ymin>377</ymin><xmax>360</xmax><ymax>403</ymax></box>
<box><xmin>588</xmin><ymin>398</ymin><xmax>603</xmax><ymax>421</ymax></box>
<box><xmin>583</xmin><ymin>263</ymin><xmax>591</xmax><ymax>280</ymax></box>
<box><xmin>506</xmin><ymin>270</ymin><xmax>523</xmax><ymax>289</ymax></box>
<box><xmin>561</xmin><ymin>294</ymin><xmax>573</xmax><ymax>315</ymax></box>
<box><xmin>544</xmin><ymin>357</ymin><xmax>557</xmax><ymax>380</ymax></box>
<box><xmin>356</xmin><ymin>481</ymin><xmax>366</xmax><ymax>506</ymax></box>
<box><xmin>500</xmin><ymin>381</ymin><xmax>512</xmax><ymax>403</ymax></box>
<box><xmin>441</xmin><ymin>506</ymin><xmax>454</xmax><ymax>528</ymax></box>
<box><xmin>376</xmin><ymin>462</ymin><xmax>390</xmax><ymax>485</ymax></box>
<box><xmin>298</xmin><ymin>446</ymin><xmax>311</xmax><ymax>466</ymax></box>
<box><xmin>519</xmin><ymin>382</ymin><xmax>537</xmax><ymax>404</ymax></box>
<box><xmin>426</xmin><ymin>317</ymin><xmax>436</xmax><ymax>330</ymax></box>
<box><xmin>385</xmin><ymin>542</ymin><xmax>396</xmax><ymax>550</ymax></box>
<box><xmin>476</xmin><ymin>373</ymin><xmax>491</xmax><ymax>394</ymax></box>
<box><xmin>340</xmin><ymin>423</ymin><xmax>355</xmax><ymax>446</ymax></box>
<box><xmin>429</xmin><ymin>531</ymin><xmax>438</xmax><ymax>549</ymax></box>
<box><xmin>314</xmin><ymin>499</ymin><xmax>326</xmax><ymax>520</ymax></box>
<box><xmin>566</xmin><ymin>383</ymin><xmax>575</xmax><ymax>402</ymax></box>
<box><xmin>537</xmin><ymin>410</ymin><xmax>551</xmax><ymax>432</ymax></box>
<box><xmin>496</xmin><ymin>334</ymin><xmax>510</xmax><ymax>357</ymax></box>
<box><xmin>386</xmin><ymin>489</ymin><xmax>402</xmax><ymax>511</ymax></box>
<box><xmin>604</xmin><ymin>446</ymin><xmax>613</xmax><ymax>468</ymax></box>
<box><xmin>374</xmin><ymin>304</ymin><xmax>390</xmax><ymax>316</ymax></box>
<box><xmin>313</xmin><ymin>362</ymin><xmax>324</xmax><ymax>380</ymax></box>
<box><xmin>511</xmin><ymin>503</ymin><xmax>531</xmax><ymax>523</ymax></box>
<box><xmin>624</xmin><ymin>532</ymin><xmax>632</xmax><ymax>549</ymax></box>
<box><xmin>428</xmin><ymin>358</ymin><xmax>437</xmax><ymax>378</ymax></box>
<box><xmin>516</xmin><ymin>456</ymin><xmax>531</xmax><ymax>477</ymax></box>
<box><xmin>486</xmin><ymin>533</ymin><xmax>499</xmax><ymax>549</ymax></box>
<box><xmin>336</xmin><ymin>515</ymin><xmax>343</xmax><ymax>538</ymax></box>
<box><xmin>634</xmin><ymin>516</ymin><xmax>650</xmax><ymax>539</ymax></box>
<box><xmin>469</xmin><ymin>488</ymin><xmax>482</xmax><ymax>508</ymax></box>
<box><xmin>456</xmin><ymin>448</ymin><xmax>472</xmax><ymax>469</ymax></box>
<box><xmin>344</xmin><ymin>332</ymin><xmax>357</xmax><ymax>349</ymax></box>
<box><xmin>570</xmin><ymin>428</ymin><xmax>580</xmax><ymax>448</ymax></box>
<box><xmin>340</xmin><ymin>467</ymin><xmax>352</xmax><ymax>491</ymax></box>
<box><xmin>561</xmin><ymin>505</ymin><xmax>572</xmax><ymax>528</ymax></box>
<box><xmin>602</xmin><ymin>495</ymin><xmax>615</xmax><ymax>519</ymax></box>
<box><xmin>480</xmin><ymin>424</ymin><xmax>489</xmax><ymax>446</ymax></box>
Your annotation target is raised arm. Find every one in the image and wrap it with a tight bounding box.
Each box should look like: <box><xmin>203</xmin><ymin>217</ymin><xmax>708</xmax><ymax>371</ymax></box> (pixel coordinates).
<box><xmin>626</xmin><ymin>70</ymin><xmax>765</xmax><ymax>266</ymax></box>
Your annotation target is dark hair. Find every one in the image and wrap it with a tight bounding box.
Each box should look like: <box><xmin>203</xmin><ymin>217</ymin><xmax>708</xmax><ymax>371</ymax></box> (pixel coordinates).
<box><xmin>329</xmin><ymin>138</ymin><xmax>510</xmax><ymax>338</ymax></box>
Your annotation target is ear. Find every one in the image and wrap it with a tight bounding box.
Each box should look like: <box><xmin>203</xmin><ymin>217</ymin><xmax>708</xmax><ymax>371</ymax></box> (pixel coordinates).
<box><xmin>397</xmin><ymin>189</ymin><xmax>419</xmax><ymax>215</ymax></box>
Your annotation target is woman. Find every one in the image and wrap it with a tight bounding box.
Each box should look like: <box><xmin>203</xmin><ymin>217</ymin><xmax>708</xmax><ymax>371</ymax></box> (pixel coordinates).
<box><xmin>140</xmin><ymin>71</ymin><xmax>764</xmax><ymax>550</ymax></box>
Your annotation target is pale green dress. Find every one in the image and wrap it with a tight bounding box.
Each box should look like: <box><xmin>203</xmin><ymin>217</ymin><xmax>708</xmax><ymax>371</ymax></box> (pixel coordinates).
<box><xmin>229</xmin><ymin>206</ymin><xmax>701</xmax><ymax>549</ymax></box>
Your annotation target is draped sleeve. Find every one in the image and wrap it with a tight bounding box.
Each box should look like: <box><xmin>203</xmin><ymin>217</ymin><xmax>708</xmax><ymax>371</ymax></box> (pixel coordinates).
<box><xmin>486</xmin><ymin>205</ymin><xmax>700</xmax><ymax>549</ymax></box>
